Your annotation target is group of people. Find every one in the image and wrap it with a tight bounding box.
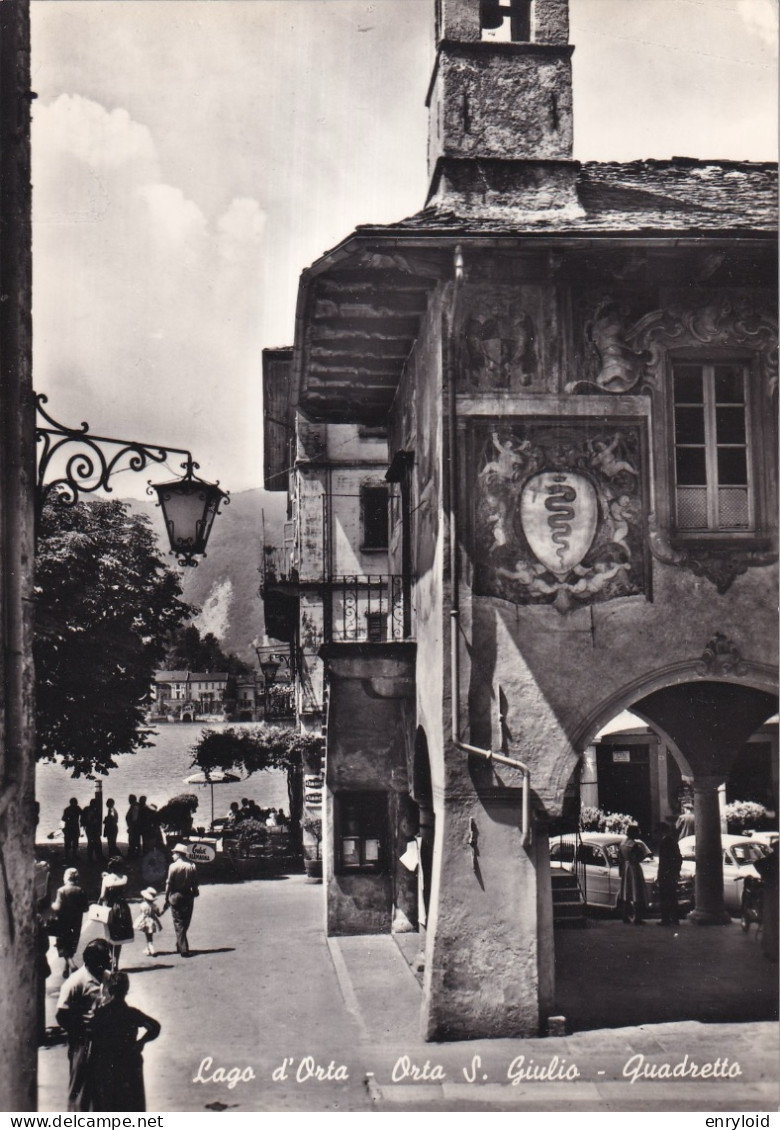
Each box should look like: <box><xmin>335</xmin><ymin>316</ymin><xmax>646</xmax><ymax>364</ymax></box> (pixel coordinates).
<box><xmin>225</xmin><ymin>798</ymin><xmax>289</xmax><ymax>828</ymax></box>
<box><xmin>618</xmin><ymin>821</ymin><xmax>684</xmax><ymax>927</ymax></box>
<box><xmin>47</xmin><ymin>842</ymin><xmax>202</xmax><ymax>1110</ymax></box>
<box><xmin>61</xmin><ymin>794</ymin><xmax>164</xmax><ymax>863</ymax></box>
<box><xmin>56</xmin><ymin>939</ymin><xmax>161</xmax><ymax>1111</ymax></box>
<box><xmin>51</xmin><ymin>845</ymin><xmax>201</xmax><ymax>979</ymax></box>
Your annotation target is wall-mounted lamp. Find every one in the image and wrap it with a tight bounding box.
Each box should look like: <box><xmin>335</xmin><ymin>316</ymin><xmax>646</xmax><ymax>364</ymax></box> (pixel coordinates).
<box><xmin>35</xmin><ymin>392</ymin><xmax>228</xmax><ymax>566</ymax></box>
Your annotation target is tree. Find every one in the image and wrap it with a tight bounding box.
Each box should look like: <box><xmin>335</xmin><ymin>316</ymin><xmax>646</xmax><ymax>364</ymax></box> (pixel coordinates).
<box><xmin>189</xmin><ymin>724</ymin><xmax>324</xmax><ymax>830</ymax></box>
<box><xmin>34</xmin><ymin>497</ymin><xmax>196</xmax><ymax>777</ymax></box>
<box><xmin>163</xmin><ymin>623</ymin><xmax>250</xmax><ymax>675</ymax></box>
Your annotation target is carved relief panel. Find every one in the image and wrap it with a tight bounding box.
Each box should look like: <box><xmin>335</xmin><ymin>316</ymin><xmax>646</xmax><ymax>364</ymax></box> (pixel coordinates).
<box><xmin>471</xmin><ymin>420</ymin><xmax>647</xmax><ymax>613</ymax></box>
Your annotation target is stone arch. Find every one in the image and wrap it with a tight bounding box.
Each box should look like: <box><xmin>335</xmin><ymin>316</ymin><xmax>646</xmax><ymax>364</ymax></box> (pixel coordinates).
<box><xmin>544</xmin><ymin>659</ymin><xmax>777</xmax><ymax>825</ymax></box>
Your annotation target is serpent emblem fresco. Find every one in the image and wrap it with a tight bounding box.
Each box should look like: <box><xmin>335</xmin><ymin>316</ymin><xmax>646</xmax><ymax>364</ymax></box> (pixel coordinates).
<box><xmin>473</xmin><ymin>423</ymin><xmax>646</xmax><ymax>612</ymax></box>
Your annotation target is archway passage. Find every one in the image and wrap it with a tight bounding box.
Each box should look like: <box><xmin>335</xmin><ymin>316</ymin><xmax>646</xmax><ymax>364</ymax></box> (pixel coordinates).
<box><xmin>412</xmin><ymin>727</ymin><xmax>434</xmax><ymax>926</ymax></box>
<box><xmin>634</xmin><ymin>682</ymin><xmax>778</xmax><ymax>922</ymax></box>
<box><xmin>552</xmin><ymin>685</ymin><xmax>779</xmax><ymax>1033</ymax></box>
<box><xmin>633</xmin><ymin>682</ymin><xmax>777</xmax><ymax>780</ymax></box>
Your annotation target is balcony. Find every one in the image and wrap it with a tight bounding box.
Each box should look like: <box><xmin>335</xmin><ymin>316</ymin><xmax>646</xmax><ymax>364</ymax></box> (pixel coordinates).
<box><xmin>328</xmin><ymin>575</ymin><xmax>409</xmax><ymax>643</ymax></box>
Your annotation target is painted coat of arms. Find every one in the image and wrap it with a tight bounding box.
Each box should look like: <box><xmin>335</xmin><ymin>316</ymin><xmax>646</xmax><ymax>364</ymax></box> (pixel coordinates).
<box><xmin>473</xmin><ymin>422</ymin><xmax>646</xmax><ymax>612</ymax></box>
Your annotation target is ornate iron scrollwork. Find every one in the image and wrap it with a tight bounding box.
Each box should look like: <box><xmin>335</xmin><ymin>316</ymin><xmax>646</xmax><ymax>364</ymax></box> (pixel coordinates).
<box><xmin>36</xmin><ymin>392</ymin><xmax>192</xmax><ymax>509</ymax></box>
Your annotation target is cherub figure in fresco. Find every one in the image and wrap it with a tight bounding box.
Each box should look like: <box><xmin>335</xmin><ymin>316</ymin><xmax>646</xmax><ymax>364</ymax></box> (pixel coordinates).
<box><xmin>496</xmin><ymin>560</ymin><xmax>556</xmax><ymax>591</ymax></box>
<box><xmin>480</xmin><ymin>431</ymin><xmax>532</xmax><ymax>483</ymax></box>
<box><xmin>588</xmin><ymin>433</ymin><xmax>637</xmax><ymax>479</ymax></box>
<box><xmin>484</xmin><ymin>492</ymin><xmax>509</xmax><ymax>548</ymax></box>
<box><xmin>608</xmin><ymin>494</ymin><xmax>637</xmax><ymax>556</ymax></box>
<box><xmin>568</xmin><ymin>560</ymin><xmax>629</xmax><ymax>595</ymax></box>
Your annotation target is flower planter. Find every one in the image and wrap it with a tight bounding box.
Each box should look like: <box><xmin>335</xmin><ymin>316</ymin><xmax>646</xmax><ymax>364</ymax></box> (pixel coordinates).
<box><xmin>304</xmin><ymin>858</ymin><xmax>322</xmax><ymax>883</ymax></box>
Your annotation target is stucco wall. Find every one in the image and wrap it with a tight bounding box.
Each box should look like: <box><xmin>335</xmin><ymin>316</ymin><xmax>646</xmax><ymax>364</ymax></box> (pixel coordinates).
<box><xmin>324</xmin><ymin>649</ymin><xmax>416</xmax><ymax>936</ymax></box>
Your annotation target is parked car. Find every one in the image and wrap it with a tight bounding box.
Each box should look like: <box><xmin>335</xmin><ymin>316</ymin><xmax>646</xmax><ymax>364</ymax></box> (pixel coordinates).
<box><xmin>549</xmin><ymin>833</ymin><xmax>694</xmax><ymax>917</ymax></box>
<box><xmin>677</xmin><ymin>834</ymin><xmax>769</xmax><ymax>916</ymax></box>
<box><xmin>742</xmin><ymin>830</ymin><xmax>779</xmax><ymax>852</ymax></box>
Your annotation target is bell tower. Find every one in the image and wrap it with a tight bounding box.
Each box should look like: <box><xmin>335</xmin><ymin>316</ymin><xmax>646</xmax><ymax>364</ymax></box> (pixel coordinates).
<box><xmin>427</xmin><ymin>0</ymin><xmax>578</xmax><ymax>211</ymax></box>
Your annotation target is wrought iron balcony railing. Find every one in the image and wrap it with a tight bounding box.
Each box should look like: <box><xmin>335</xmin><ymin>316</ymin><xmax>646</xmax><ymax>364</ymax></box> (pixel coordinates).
<box><xmin>329</xmin><ymin>575</ymin><xmax>407</xmax><ymax>642</ymax></box>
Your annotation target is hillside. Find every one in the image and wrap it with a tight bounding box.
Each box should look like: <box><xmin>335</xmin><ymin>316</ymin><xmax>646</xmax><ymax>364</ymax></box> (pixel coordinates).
<box><xmin>124</xmin><ymin>487</ymin><xmax>288</xmax><ymax>665</ymax></box>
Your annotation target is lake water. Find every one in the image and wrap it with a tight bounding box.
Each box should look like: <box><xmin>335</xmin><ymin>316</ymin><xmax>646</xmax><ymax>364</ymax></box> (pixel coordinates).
<box><xmin>35</xmin><ymin>722</ymin><xmax>290</xmax><ymax>841</ymax></box>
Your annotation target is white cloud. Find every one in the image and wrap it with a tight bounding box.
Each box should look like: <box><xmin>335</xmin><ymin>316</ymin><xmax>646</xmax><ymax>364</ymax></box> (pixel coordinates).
<box><xmin>138</xmin><ymin>183</ymin><xmax>208</xmax><ymax>245</ymax></box>
<box><xmin>32</xmin><ymin>94</ymin><xmax>267</xmax><ymax>496</ymax></box>
<box><xmin>737</xmin><ymin>0</ymin><xmax>778</xmax><ymax>46</ymax></box>
<box><xmin>36</xmin><ymin>94</ymin><xmax>158</xmax><ymax>173</ymax></box>
<box><xmin>217</xmin><ymin>197</ymin><xmax>267</xmax><ymax>264</ymax></box>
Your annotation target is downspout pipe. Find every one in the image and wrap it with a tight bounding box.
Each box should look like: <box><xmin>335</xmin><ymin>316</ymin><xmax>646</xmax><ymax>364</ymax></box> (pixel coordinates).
<box><xmin>445</xmin><ymin>246</ymin><xmax>532</xmax><ymax>847</ymax></box>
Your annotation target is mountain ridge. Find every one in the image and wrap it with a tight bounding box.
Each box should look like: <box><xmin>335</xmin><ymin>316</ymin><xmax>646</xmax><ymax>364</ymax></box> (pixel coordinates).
<box><xmin>123</xmin><ymin>486</ymin><xmax>288</xmax><ymax>665</ymax></box>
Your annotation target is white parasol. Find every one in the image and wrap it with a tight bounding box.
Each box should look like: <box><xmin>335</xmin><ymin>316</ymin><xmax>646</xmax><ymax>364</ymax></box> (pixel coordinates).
<box><xmin>184</xmin><ymin>769</ymin><xmax>242</xmax><ymax>826</ymax></box>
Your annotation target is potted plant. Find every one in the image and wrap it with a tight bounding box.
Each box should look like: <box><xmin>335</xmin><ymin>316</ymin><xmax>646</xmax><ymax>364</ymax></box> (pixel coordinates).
<box><xmin>230</xmin><ymin>818</ymin><xmax>268</xmax><ymax>859</ymax></box>
<box><xmin>302</xmin><ymin>816</ymin><xmax>323</xmax><ymax>882</ymax></box>
<box><xmin>157</xmin><ymin>793</ymin><xmax>199</xmax><ymax>845</ymax></box>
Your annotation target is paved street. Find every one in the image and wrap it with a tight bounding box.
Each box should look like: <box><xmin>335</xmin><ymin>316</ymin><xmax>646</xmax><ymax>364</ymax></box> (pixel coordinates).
<box><xmin>39</xmin><ymin>868</ymin><xmax>778</xmax><ymax>1113</ymax></box>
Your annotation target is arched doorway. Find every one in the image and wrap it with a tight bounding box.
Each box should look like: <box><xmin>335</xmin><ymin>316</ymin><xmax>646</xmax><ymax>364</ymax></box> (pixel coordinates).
<box><xmin>551</xmin><ymin>676</ymin><xmax>778</xmax><ymax>1032</ymax></box>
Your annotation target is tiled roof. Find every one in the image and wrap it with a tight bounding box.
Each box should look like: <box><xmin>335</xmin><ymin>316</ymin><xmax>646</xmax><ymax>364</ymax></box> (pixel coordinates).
<box><xmin>155</xmin><ymin>670</ymin><xmax>229</xmax><ymax>683</ymax></box>
<box><xmin>363</xmin><ymin>160</ymin><xmax>777</xmax><ymax>236</ymax></box>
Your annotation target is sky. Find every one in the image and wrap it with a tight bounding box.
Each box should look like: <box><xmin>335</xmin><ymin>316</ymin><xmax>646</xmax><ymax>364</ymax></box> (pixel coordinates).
<box><xmin>30</xmin><ymin>0</ymin><xmax>778</xmax><ymax>499</ymax></box>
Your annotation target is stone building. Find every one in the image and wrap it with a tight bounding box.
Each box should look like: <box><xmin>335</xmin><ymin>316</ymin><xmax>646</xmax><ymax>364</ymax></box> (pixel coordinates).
<box><xmin>262</xmin><ymin>0</ymin><xmax>778</xmax><ymax>1039</ymax></box>
<box><xmin>0</xmin><ymin>0</ymin><xmax>38</xmax><ymax>1107</ymax></box>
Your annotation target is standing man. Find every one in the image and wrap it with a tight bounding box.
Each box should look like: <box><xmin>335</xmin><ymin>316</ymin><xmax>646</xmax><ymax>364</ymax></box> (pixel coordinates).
<box><xmin>164</xmin><ymin>844</ymin><xmax>199</xmax><ymax>957</ymax></box>
<box><xmin>103</xmin><ymin>798</ymin><xmax>120</xmax><ymax>858</ymax></box>
<box><xmin>655</xmin><ymin>822</ymin><xmax>682</xmax><ymax>926</ymax></box>
<box><xmin>82</xmin><ymin>800</ymin><xmax>104</xmax><ymax>864</ymax></box>
<box><xmin>61</xmin><ymin>798</ymin><xmax>82</xmax><ymax>862</ymax></box>
<box><xmin>126</xmin><ymin>795</ymin><xmax>141</xmax><ymax>857</ymax></box>
<box><xmin>55</xmin><ymin>938</ymin><xmax>112</xmax><ymax>1111</ymax></box>
<box><xmin>676</xmin><ymin>802</ymin><xmax>695</xmax><ymax>840</ymax></box>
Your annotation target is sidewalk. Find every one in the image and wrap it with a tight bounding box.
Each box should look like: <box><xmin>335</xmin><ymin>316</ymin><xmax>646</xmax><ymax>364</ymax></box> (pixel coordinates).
<box><xmin>38</xmin><ymin>871</ymin><xmax>778</xmax><ymax>1113</ymax></box>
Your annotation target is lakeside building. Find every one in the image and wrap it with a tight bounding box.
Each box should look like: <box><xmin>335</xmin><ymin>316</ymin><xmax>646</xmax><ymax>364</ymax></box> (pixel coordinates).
<box><xmin>262</xmin><ymin>0</ymin><xmax>778</xmax><ymax>1039</ymax></box>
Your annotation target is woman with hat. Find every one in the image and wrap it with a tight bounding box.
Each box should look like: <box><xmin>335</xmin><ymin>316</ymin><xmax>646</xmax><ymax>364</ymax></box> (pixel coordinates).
<box><xmin>163</xmin><ymin>844</ymin><xmax>199</xmax><ymax>957</ymax></box>
<box><xmin>97</xmin><ymin>856</ymin><xmax>135</xmax><ymax>969</ymax></box>
<box><xmin>133</xmin><ymin>888</ymin><xmax>163</xmax><ymax>956</ymax></box>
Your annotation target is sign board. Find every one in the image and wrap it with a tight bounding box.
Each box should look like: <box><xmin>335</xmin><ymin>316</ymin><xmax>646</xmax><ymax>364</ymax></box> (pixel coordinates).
<box><xmin>304</xmin><ymin>775</ymin><xmax>324</xmax><ymax>790</ymax></box>
<box><xmin>186</xmin><ymin>841</ymin><xmax>217</xmax><ymax>864</ymax></box>
<box><xmin>612</xmin><ymin>750</ymin><xmax>631</xmax><ymax>763</ymax></box>
<box><xmin>304</xmin><ymin>792</ymin><xmax>322</xmax><ymax>806</ymax></box>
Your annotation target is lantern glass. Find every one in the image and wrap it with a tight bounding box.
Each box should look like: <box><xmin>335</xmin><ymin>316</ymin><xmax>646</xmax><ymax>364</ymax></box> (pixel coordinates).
<box><xmin>260</xmin><ymin>658</ymin><xmax>281</xmax><ymax>686</ymax></box>
<box><xmin>153</xmin><ymin>476</ymin><xmax>226</xmax><ymax>565</ymax></box>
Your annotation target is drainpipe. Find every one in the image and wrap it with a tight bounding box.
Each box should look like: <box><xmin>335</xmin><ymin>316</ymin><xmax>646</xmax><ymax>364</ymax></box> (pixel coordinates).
<box><xmin>445</xmin><ymin>245</ymin><xmax>532</xmax><ymax>847</ymax></box>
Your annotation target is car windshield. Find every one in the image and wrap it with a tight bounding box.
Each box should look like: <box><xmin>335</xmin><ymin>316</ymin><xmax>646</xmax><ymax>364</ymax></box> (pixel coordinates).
<box><xmin>731</xmin><ymin>843</ymin><xmax>767</xmax><ymax>865</ymax></box>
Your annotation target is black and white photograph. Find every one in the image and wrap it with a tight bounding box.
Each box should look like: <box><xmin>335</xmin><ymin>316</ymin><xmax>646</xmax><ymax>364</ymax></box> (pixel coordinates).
<box><xmin>1</xmin><ymin>0</ymin><xmax>778</xmax><ymax>1117</ymax></box>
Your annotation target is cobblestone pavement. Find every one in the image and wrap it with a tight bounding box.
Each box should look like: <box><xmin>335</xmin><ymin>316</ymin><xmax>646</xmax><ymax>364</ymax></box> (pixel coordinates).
<box><xmin>38</xmin><ymin>869</ymin><xmax>778</xmax><ymax>1113</ymax></box>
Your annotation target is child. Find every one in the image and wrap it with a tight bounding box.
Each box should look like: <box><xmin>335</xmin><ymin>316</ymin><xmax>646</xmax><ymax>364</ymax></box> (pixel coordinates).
<box><xmin>133</xmin><ymin>887</ymin><xmax>163</xmax><ymax>956</ymax></box>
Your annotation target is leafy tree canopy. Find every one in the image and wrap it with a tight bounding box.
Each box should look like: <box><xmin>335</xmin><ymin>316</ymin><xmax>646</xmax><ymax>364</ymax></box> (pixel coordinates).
<box><xmin>189</xmin><ymin>724</ymin><xmax>323</xmax><ymax>776</ymax></box>
<box><xmin>34</xmin><ymin>497</ymin><xmax>196</xmax><ymax>777</ymax></box>
<box><xmin>163</xmin><ymin>624</ymin><xmax>250</xmax><ymax>676</ymax></box>
<box><xmin>190</xmin><ymin>725</ymin><xmax>324</xmax><ymax>828</ymax></box>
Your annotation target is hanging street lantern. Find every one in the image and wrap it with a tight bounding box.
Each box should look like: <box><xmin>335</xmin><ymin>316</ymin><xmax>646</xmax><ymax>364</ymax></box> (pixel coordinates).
<box><xmin>35</xmin><ymin>392</ymin><xmax>228</xmax><ymax>566</ymax></box>
<box><xmin>150</xmin><ymin>459</ymin><xmax>229</xmax><ymax>567</ymax></box>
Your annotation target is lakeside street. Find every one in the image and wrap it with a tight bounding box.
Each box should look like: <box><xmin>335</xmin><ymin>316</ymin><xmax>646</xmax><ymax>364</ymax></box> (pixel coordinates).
<box><xmin>38</xmin><ymin>856</ymin><xmax>778</xmax><ymax>1114</ymax></box>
